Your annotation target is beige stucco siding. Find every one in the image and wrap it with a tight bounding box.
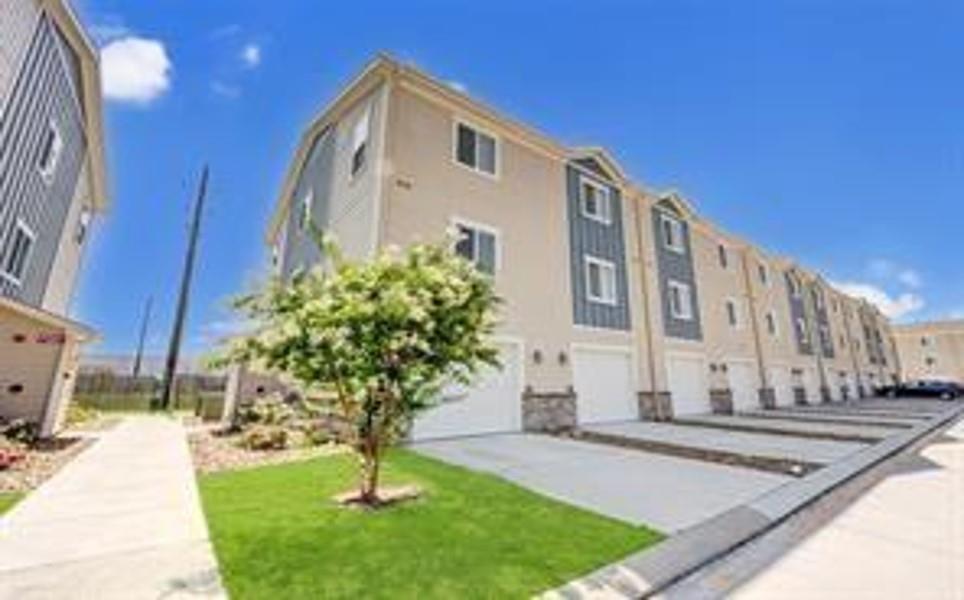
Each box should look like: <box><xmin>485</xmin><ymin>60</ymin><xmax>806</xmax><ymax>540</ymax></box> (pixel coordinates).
<box><xmin>896</xmin><ymin>321</ymin><xmax>964</xmax><ymax>383</ymax></box>
<box><xmin>382</xmin><ymin>85</ymin><xmax>643</xmax><ymax>392</ymax></box>
<box><xmin>0</xmin><ymin>304</ymin><xmax>64</xmax><ymax>425</ymax></box>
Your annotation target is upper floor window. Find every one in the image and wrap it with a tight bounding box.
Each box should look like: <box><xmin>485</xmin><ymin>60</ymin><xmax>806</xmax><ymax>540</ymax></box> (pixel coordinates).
<box><xmin>299</xmin><ymin>189</ymin><xmax>314</xmax><ymax>232</ymax></box>
<box><xmin>921</xmin><ymin>336</ymin><xmax>932</xmax><ymax>347</ymax></box>
<box><xmin>766</xmin><ymin>311</ymin><xmax>778</xmax><ymax>336</ymax></box>
<box><xmin>75</xmin><ymin>207</ymin><xmax>92</xmax><ymax>245</ymax></box>
<box><xmin>37</xmin><ymin>120</ymin><xmax>63</xmax><ymax>183</ymax></box>
<box><xmin>758</xmin><ymin>263</ymin><xmax>769</xmax><ymax>286</ymax></box>
<box><xmin>1</xmin><ymin>221</ymin><xmax>35</xmax><ymax>285</ymax></box>
<box><xmin>718</xmin><ymin>244</ymin><xmax>728</xmax><ymax>269</ymax></box>
<box><xmin>579</xmin><ymin>177</ymin><xmax>611</xmax><ymax>224</ymax></box>
<box><xmin>796</xmin><ymin>317</ymin><xmax>809</xmax><ymax>340</ymax></box>
<box><xmin>454</xmin><ymin>221</ymin><xmax>498</xmax><ymax>275</ymax></box>
<box><xmin>813</xmin><ymin>288</ymin><xmax>824</xmax><ymax>311</ymax></box>
<box><xmin>454</xmin><ymin>122</ymin><xmax>497</xmax><ymax>176</ymax></box>
<box><xmin>725</xmin><ymin>298</ymin><xmax>740</xmax><ymax>328</ymax></box>
<box><xmin>660</xmin><ymin>214</ymin><xmax>685</xmax><ymax>254</ymax></box>
<box><xmin>350</xmin><ymin>106</ymin><xmax>371</xmax><ymax>178</ymax></box>
<box><xmin>668</xmin><ymin>279</ymin><xmax>693</xmax><ymax>320</ymax></box>
<box><xmin>585</xmin><ymin>255</ymin><xmax>617</xmax><ymax>305</ymax></box>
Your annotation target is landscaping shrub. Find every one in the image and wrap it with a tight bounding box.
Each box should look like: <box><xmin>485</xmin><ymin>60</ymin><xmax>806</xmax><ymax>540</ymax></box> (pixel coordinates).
<box><xmin>239</xmin><ymin>425</ymin><xmax>288</xmax><ymax>451</ymax></box>
<box><xmin>65</xmin><ymin>403</ymin><xmax>100</xmax><ymax>428</ymax></box>
<box><xmin>0</xmin><ymin>437</ymin><xmax>26</xmax><ymax>471</ymax></box>
<box><xmin>1</xmin><ymin>419</ymin><xmax>39</xmax><ymax>445</ymax></box>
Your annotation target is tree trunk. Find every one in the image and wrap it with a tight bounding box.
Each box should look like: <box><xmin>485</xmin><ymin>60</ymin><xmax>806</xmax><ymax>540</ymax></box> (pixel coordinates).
<box><xmin>358</xmin><ymin>432</ymin><xmax>381</xmax><ymax>504</ymax></box>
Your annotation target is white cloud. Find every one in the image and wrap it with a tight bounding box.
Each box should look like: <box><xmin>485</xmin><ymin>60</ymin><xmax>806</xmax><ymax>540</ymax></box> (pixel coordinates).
<box><xmin>832</xmin><ymin>281</ymin><xmax>925</xmax><ymax>320</ymax></box>
<box><xmin>89</xmin><ymin>22</ymin><xmax>130</xmax><ymax>44</ymax></box>
<box><xmin>101</xmin><ymin>36</ymin><xmax>172</xmax><ymax>105</ymax></box>
<box><xmin>241</xmin><ymin>43</ymin><xmax>262</xmax><ymax>69</ymax></box>
<box><xmin>447</xmin><ymin>80</ymin><xmax>467</xmax><ymax>93</ymax></box>
<box><xmin>867</xmin><ymin>258</ymin><xmax>922</xmax><ymax>289</ymax></box>
<box><xmin>211</xmin><ymin>81</ymin><xmax>241</xmax><ymax>99</ymax></box>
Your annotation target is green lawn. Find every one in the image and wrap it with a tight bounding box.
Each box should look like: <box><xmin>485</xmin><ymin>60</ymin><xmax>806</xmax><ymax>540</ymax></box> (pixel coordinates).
<box><xmin>200</xmin><ymin>450</ymin><xmax>662</xmax><ymax>599</ymax></box>
<box><xmin>0</xmin><ymin>492</ymin><xmax>23</xmax><ymax>516</ymax></box>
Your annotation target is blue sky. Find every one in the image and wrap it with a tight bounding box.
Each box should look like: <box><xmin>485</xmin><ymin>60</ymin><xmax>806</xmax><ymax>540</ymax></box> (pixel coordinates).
<box><xmin>72</xmin><ymin>0</ymin><xmax>963</xmax><ymax>358</ymax></box>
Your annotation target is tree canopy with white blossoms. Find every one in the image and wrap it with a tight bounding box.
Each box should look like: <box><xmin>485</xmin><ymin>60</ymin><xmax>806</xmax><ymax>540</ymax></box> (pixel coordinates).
<box><xmin>219</xmin><ymin>236</ymin><xmax>501</xmax><ymax>505</ymax></box>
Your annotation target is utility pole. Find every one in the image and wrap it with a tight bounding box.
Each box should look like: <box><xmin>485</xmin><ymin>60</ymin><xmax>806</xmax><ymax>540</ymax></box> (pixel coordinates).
<box><xmin>131</xmin><ymin>296</ymin><xmax>153</xmax><ymax>378</ymax></box>
<box><xmin>159</xmin><ymin>166</ymin><xmax>209</xmax><ymax>410</ymax></box>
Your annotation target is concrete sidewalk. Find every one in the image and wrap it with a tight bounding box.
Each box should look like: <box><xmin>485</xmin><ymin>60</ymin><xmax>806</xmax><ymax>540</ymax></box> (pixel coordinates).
<box><xmin>0</xmin><ymin>416</ymin><xmax>223</xmax><ymax>599</ymax></box>
<box><xmin>664</xmin><ymin>415</ymin><xmax>964</xmax><ymax>598</ymax></box>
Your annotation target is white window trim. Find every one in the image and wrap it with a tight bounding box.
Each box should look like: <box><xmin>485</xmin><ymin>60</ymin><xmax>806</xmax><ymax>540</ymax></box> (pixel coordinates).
<box><xmin>0</xmin><ymin>220</ymin><xmax>36</xmax><ymax>286</ymax></box>
<box><xmin>667</xmin><ymin>279</ymin><xmax>693</xmax><ymax>321</ymax></box>
<box><xmin>349</xmin><ymin>104</ymin><xmax>371</xmax><ymax>181</ymax></box>
<box><xmin>451</xmin><ymin>216</ymin><xmax>501</xmax><ymax>275</ymax></box>
<box><xmin>579</xmin><ymin>176</ymin><xmax>612</xmax><ymax>225</ymax></box>
<box><xmin>725</xmin><ymin>297</ymin><xmax>743</xmax><ymax>329</ymax></box>
<box><xmin>37</xmin><ymin>120</ymin><xmax>63</xmax><ymax>184</ymax></box>
<box><xmin>660</xmin><ymin>213</ymin><xmax>685</xmax><ymax>255</ymax></box>
<box><xmin>452</xmin><ymin>119</ymin><xmax>500</xmax><ymax>179</ymax></box>
<box><xmin>584</xmin><ymin>255</ymin><xmax>618</xmax><ymax>306</ymax></box>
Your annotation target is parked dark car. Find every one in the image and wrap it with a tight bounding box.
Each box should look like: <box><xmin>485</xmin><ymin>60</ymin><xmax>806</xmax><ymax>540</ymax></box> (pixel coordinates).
<box><xmin>877</xmin><ymin>379</ymin><xmax>962</xmax><ymax>400</ymax></box>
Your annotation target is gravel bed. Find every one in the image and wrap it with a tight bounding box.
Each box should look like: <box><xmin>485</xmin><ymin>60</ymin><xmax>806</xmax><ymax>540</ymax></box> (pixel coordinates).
<box><xmin>0</xmin><ymin>435</ymin><xmax>95</xmax><ymax>493</ymax></box>
<box><xmin>188</xmin><ymin>425</ymin><xmax>347</xmax><ymax>474</ymax></box>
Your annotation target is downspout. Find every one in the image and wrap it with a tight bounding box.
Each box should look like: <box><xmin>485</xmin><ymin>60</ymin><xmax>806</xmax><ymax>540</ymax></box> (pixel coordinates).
<box><xmin>740</xmin><ymin>249</ymin><xmax>769</xmax><ymax>396</ymax></box>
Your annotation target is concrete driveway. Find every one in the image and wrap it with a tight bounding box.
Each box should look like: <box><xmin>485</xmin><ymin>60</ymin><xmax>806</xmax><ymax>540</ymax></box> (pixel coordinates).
<box><xmin>584</xmin><ymin>421</ymin><xmax>867</xmax><ymax>464</ymax></box>
<box><xmin>413</xmin><ymin>433</ymin><xmax>790</xmax><ymax>533</ymax></box>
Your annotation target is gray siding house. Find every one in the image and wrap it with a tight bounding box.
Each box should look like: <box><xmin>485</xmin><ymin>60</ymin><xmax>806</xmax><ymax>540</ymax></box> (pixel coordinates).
<box><xmin>0</xmin><ymin>0</ymin><xmax>107</xmax><ymax>436</ymax></box>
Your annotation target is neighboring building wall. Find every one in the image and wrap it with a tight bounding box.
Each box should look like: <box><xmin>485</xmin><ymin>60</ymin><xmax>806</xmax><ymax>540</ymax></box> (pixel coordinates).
<box><xmin>0</xmin><ymin>12</ymin><xmax>88</xmax><ymax>308</ymax></box>
<box><xmin>0</xmin><ymin>303</ymin><xmax>65</xmax><ymax>425</ymax></box>
<box><xmin>895</xmin><ymin>321</ymin><xmax>964</xmax><ymax>383</ymax></box>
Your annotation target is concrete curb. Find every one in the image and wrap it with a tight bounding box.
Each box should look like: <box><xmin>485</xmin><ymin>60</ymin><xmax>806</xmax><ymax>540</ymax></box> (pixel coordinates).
<box><xmin>541</xmin><ymin>401</ymin><xmax>964</xmax><ymax>599</ymax></box>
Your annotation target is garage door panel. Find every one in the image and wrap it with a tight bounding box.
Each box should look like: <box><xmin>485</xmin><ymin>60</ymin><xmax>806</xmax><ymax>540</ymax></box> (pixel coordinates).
<box><xmin>728</xmin><ymin>362</ymin><xmax>758</xmax><ymax>412</ymax></box>
<box><xmin>574</xmin><ymin>349</ymin><xmax>636</xmax><ymax>424</ymax></box>
<box><xmin>667</xmin><ymin>355</ymin><xmax>709</xmax><ymax>416</ymax></box>
<box><xmin>412</xmin><ymin>342</ymin><xmax>522</xmax><ymax>440</ymax></box>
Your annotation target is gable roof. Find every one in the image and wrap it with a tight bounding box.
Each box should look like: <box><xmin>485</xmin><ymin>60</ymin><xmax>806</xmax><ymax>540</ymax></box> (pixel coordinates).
<box><xmin>569</xmin><ymin>147</ymin><xmax>630</xmax><ymax>185</ymax></box>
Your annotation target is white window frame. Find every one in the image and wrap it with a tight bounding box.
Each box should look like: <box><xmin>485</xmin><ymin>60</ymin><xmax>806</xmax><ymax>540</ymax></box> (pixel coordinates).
<box><xmin>1</xmin><ymin>220</ymin><xmax>36</xmax><ymax>286</ymax></box>
<box><xmin>37</xmin><ymin>120</ymin><xmax>63</xmax><ymax>183</ymax></box>
<box><xmin>299</xmin><ymin>189</ymin><xmax>314</xmax><ymax>232</ymax></box>
<box><xmin>667</xmin><ymin>279</ymin><xmax>693</xmax><ymax>320</ymax></box>
<box><xmin>725</xmin><ymin>297</ymin><xmax>742</xmax><ymax>329</ymax></box>
<box><xmin>584</xmin><ymin>255</ymin><xmax>618</xmax><ymax>306</ymax></box>
<box><xmin>452</xmin><ymin>217</ymin><xmax>501</xmax><ymax>275</ymax></box>
<box><xmin>579</xmin><ymin>176</ymin><xmax>611</xmax><ymax>225</ymax></box>
<box><xmin>452</xmin><ymin>120</ymin><xmax>499</xmax><ymax>179</ymax></box>
<box><xmin>349</xmin><ymin>104</ymin><xmax>371</xmax><ymax>180</ymax></box>
<box><xmin>660</xmin><ymin>213</ymin><xmax>685</xmax><ymax>254</ymax></box>
<box><xmin>75</xmin><ymin>206</ymin><xmax>92</xmax><ymax>245</ymax></box>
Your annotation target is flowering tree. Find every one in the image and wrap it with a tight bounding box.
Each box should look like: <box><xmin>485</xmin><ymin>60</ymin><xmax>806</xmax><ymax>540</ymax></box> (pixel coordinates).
<box><xmin>219</xmin><ymin>237</ymin><xmax>500</xmax><ymax>505</ymax></box>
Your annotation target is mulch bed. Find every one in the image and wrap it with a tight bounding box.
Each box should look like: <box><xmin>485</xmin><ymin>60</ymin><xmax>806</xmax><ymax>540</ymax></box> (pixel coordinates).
<box><xmin>188</xmin><ymin>425</ymin><xmax>347</xmax><ymax>474</ymax></box>
<box><xmin>0</xmin><ymin>436</ymin><xmax>93</xmax><ymax>493</ymax></box>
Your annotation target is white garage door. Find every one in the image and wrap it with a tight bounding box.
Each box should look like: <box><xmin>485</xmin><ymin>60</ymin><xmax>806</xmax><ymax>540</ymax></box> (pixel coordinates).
<box><xmin>770</xmin><ymin>366</ymin><xmax>793</xmax><ymax>407</ymax></box>
<box><xmin>411</xmin><ymin>342</ymin><xmax>522</xmax><ymax>441</ymax></box>
<box><xmin>573</xmin><ymin>347</ymin><xmax>637</xmax><ymax>424</ymax></box>
<box><xmin>728</xmin><ymin>362</ymin><xmax>759</xmax><ymax>412</ymax></box>
<box><xmin>667</xmin><ymin>354</ymin><xmax>709</xmax><ymax>416</ymax></box>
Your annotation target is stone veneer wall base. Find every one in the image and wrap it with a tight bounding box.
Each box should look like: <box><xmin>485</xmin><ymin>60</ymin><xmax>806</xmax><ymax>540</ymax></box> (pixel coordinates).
<box><xmin>709</xmin><ymin>388</ymin><xmax>734</xmax><ymax>415</ymax></box>
<box><xmin>638</xmin><ymin>391</ymin><xmax>673</xmax><ymax>421</ymax></box>
<box><xmin>522</xmin><ymin>387</ymin><xmax>576</xmax><ymax>433</ymax></box>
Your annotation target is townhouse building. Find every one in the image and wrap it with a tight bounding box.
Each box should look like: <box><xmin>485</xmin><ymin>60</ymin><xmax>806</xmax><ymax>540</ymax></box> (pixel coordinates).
<box><xmin>265</xmin><ymin>54</ymin><xmax>899</xmax><ymax>440</ymax></box>
<box><xmin>894</xmin><ymin>320</ymin><xmax>964</xmax><ymax>383</ymax></box>
<box><xmin>0</xmin><ymin>0</ymin><xmax>107</xmax><ymax>435</ymax></box>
